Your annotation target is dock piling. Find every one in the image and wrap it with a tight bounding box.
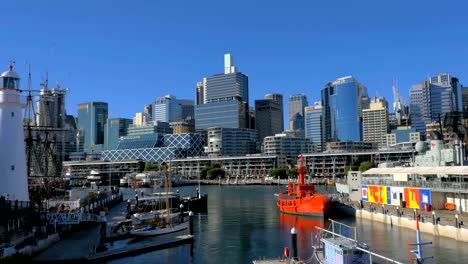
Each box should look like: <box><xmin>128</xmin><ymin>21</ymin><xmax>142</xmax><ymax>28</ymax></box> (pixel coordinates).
<box><xmin>291</xmin><ymin>227</ymin><xmax>297</xmax><ymax>260</ymax></box>
<box><xmin>189</xmin><ymin>211</ymin><xmax>194</xmax><ymax>235</ymax></box>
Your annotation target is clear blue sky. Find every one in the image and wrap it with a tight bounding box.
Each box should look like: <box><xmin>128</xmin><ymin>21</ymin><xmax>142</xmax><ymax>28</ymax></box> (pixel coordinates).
<box><xmin>3</xmin><ymin>0</ymin><xmax>468</xmax><ymax>123</ymax></box>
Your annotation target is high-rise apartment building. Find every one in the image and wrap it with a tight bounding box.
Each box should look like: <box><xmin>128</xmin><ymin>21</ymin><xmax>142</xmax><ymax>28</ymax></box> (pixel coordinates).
<box><xmin>195</xmin><ymin>54</ymin><xmax>249</xmax><ymax>130</ymax></box>
<box><xmin>255</xmin><ymin>94</ymin><xmax>283</xmax><ymax>142</ymax></box>
<box><xmin>305</xmin><ymin>102</ymin><xmax>324</xmax><ymax>152</ymax></box>
<box><xmin>104</xmin><ymin>118</ymin><xmax>132</xmax><ymax>150</ymax></box>
<box><xmin>410</xmin><ymin>73</ymin><xmax>463</xmax><ymax>136</ymax></box>
<box><xmin>77</xmin><ymin>102</ymin><xmax>108</xmax><ymax>153</ymax></box>
<box><xmin>362</xmin><ymin>97</ymin><xmax>389</xmax><ymax>148</ymax></box>
<box><xmin>321</xmin><ymin>76</ymin><xmax>368</xmax><ymax>142</ymax></box>
<box><xmin>288</xmin><ymin>94</ymin><xmax>308</xmax><ymax>131</ymax></box>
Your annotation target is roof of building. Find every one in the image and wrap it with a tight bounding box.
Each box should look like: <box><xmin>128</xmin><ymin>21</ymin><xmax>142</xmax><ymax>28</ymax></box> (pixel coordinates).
<box><xmin>1</xmin><ymin>65</ymin><xmax>20</xmax><ymax>79</ymax></box>
<box><xmin>362</xmin><ymin>166</ymin><xmax>468</xmax><ymax>175</ymax></box>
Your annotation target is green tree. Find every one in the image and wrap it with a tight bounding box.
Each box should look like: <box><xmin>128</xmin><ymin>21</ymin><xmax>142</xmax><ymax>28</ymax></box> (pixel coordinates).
<box><xmin>207</xmin><ymin>168</ymin><xmax>225</xmax><ymax>179</ymax></box>
<box><xmin>201</xmin><ymin>167</ymin><xmax>210</xmax><ymax>179</ymax></box>
<box><xmin>144</xmin><ymin>163</ymin><xmax>159</xmax><ymax>171</ymax></box>
<box><xmin>359</xmin><ymin>161</ymin><xmax>374</xmax><ymax>172</ymax></box>
<box><xmin>269</xmin><ymin>168</ymin><xmax>288</xmax><ymax>179</ymax></box>
<box><xmin>288</xmin><ymin>168</ymin><xmax>298</xmax><ymax>177</ymax></box>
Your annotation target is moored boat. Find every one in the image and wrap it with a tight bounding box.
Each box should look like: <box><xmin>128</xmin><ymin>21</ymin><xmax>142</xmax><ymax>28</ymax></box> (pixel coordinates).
<box><xmin>277</xmin><ymin>156</ymin><xmax>331</xmax><ymax>216</ymax></box>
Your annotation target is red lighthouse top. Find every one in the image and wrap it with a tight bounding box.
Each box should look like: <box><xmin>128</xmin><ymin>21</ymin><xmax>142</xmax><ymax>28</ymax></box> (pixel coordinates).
<box><xmin>297</xmin><ymin>155</ymin><xmax>306</xmax><ymax>185</ymax></box>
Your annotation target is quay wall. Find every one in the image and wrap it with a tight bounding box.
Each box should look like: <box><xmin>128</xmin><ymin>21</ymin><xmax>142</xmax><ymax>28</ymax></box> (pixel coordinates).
<box><xmin>356</xmin><ymin>208</ymin><xmax>468</xmax><ymax>242</ymax></box>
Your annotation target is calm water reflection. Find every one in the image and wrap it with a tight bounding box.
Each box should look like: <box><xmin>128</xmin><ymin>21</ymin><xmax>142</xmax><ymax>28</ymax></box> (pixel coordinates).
<box><xmin>107</xmin><ymin>185</ymin><xmax>468</xmax><ymax>264</ymax></box>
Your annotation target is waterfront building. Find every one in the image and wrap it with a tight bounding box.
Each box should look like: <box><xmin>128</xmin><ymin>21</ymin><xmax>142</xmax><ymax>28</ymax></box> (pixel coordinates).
<box><xmin>63</xmin><ymin>160</ymin><xmax>144</xmax><ymax>178</ymax></box>
<box><xmin>288</xmin><ymin>94</ymin><xmax>308</xmax><ymax>131</ymax></box>
<box><xmin>302</xmin><ymin>148</ymin><xmax>415</xmax><ymax>177</ymax></box>
<box><xmin>386</xmin><ymin>127</ymin><xmax>421</xmax><ymax>147</ymax></box>
<box><xmin>305</xmin><ymin>102</ymin><xmax>324</xmax><ymax>152</ymax></box>
<box><xmin>263</xmin><ymin>133</ymin><xmax>312</xmax><ymax>165</ymax></box>
<box><xmin>126</xmin><ymin>121</ymin><xmax>172</xmax><ymax>136</ymax></box>
<box><xmin>144</xmin><ymin>104</ymin><xmax>152</xmax><ymax>122</ymax></box>
<box><xmin>362</xmin><ymin>97</ymin><xmax>389</xmax><ymax>148</ymax></box>
<box><xmin>0</xmin><ymin>65</ymin><xmax>29</xmax><ymax>201</ymax></box>
<box><xmin>255</xmin><ymin>95</ymin><xmax>283</xmax><ymax>142</ymax></box>
<box><xmin>205</xmin><ymin>127</ymin><xmax>257</xmax><ymax>157</ymax></box>
<box><xmin>77</xmin><ymin>101</ymin><xmax>108</xmax><ymax>154</ymax></box>
<box><xmin>101</xmin><ymin>133</ymin><xmax>205</xmax><ymax>163</ymax></box>
<box><xmin>171</xmin><ymin>155</ymin><xmax>287</xmax><ymax>178</ymax></box>
<box><xmin>321</xmin><ymin>76</ymin><xmax>368</xmax><ymax>142</ymax></box>
<box><xmin>410</xmin><ymin>73</ymin><xmax>463</xmax><ymax>136</ymax></box>
<box><xmin>195</xmin><ymin>54</ymin><xmax>249</xmax><ymax>130</ymax></box>
<box><xmin>104</xmin><ymin>118</ymin><xmax>132</xmax><ymax>150</ymax></box>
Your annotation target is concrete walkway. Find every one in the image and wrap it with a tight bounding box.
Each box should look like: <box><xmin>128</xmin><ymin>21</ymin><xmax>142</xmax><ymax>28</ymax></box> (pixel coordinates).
<box><xmin>33</xmin><ymin>201</ymin><xmax>126</xmax><ymax>263</ymax></box>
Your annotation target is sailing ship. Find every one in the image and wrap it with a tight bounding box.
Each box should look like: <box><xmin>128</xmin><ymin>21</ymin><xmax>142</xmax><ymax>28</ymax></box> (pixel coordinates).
<box><xmin>277</xmin><ymin>155</ymin><xmax>331</xmax><ymax>216</ymax></box>
<box><xmin>126</xmin><ymin>161</ymin><xmax>189</xmax><ymax>237</ymax></box>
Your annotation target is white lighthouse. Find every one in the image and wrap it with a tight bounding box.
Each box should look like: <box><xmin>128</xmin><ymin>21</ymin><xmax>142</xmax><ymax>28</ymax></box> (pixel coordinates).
<box><xmin>0</xmin><ymin>65</ymin><xmax>29</xmax><ymax>201</ymax></box>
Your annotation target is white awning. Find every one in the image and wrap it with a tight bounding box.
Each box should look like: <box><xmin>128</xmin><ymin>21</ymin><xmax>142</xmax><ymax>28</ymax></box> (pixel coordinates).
<box><xmin>362</xmin><ymin>166</ymin><xmax>468</xmax><ymax>175</ymax></box>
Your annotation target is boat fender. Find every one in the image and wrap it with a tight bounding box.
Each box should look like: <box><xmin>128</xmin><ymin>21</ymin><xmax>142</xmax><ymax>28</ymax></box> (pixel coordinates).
<box><xmin>284</xmin><ymin>247</ymin><xmax>289</xmax><ymax>257</ymax></box>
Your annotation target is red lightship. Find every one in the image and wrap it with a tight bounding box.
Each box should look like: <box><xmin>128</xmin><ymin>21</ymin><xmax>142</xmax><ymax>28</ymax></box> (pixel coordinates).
<box><xmin>277</xmin><ymin>156</ymin><xmax>331</xmax><ymax>216</ymax></box>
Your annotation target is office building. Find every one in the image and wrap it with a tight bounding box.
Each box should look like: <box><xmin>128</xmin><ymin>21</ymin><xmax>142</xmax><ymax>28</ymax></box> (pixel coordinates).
<box><xmin>386</xmin><ymin>127</ymin><xmax>421</xmax><ymax>147</ymax></box>
<box><xmin>104</xmin><ymin>118</ymin><xmax>132</xmax><ymax>150</ymax></box>
<box><xmin>205</xmin><ymin>127</ymin><xmax>257</xmax><ymax>156</ymax></box>
<box><xmin>263</xmin><ymin>133</ymin><xmax>312</xmax><ymax>165</ymax></box>
<box><xmin>77</xmin><ymin>102</ymin><xmax>108</xmax><ymax>153</ymax></box>
<box><xmin>255</xmin><ymin>94</ymin><xmax>283</xmax><ymax>142</ymax></box>
<box><xmin>305</xmin><ymin>102</ymin><xmax>324</xmax><ymax>152</ymax></box>
<box><xmin>288</xmin><ymin>94</ymin><xmax>308</xmax><ymax>131</ymax></box>
<box><xmin>321</xmin><ymin>76</ymin><xmax>368</xmax><ymax>142</ymax></box>
<box><xmin>126</xmin><ymin>121</ymin><xmax>172</xmax><ymax>136</ymax></box>
<box><xmin>144</xmin><ymin>104</ymin><xmax>152</xmax><ymax>122</ymax></box>
<box><xmin>195</xmin><ymin>54</ymin><xmax>249</xmax><ymax>130</ymax></box>
<box><xmin>410</xmin><ymin>73</ymin><xmax>463</xmax><ymax>136</ymax></box>
<box><xmin>462</xmin><ymin>86</ymin><xmax>468</xmax><ymax>119</ymax></box>
<box><xmin>133</xmin><ymin>112</ymin><xmax>149</xmax><ymax>126</ymax></box>
<box><xmin>102</xmin><ymin>133</ymin><xmax>205</xmax><ymax>163</ymax></box>
<box><xmin>362</xmin><ymin>97</ymin><xmax>389</xmax><ymax>147</ymax></box>
<box><xmin>265</xmin><ymin>93</ymin><xmax>284</xmax><ymax>130</ymax></box>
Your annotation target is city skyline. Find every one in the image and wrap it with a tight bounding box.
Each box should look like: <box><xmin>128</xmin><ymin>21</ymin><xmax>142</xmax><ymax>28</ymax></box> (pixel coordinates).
<box><xmin>3</xmin><ymin>0</ymin><xmax>468</xmax><ymax>126</ymax></box>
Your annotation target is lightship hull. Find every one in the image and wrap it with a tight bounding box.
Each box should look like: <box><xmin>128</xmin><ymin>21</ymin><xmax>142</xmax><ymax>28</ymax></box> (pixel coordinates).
<box><xmin>277</xmin><ymin>192</ymin><xmax>331</xmax><ymax>216</ymax></box>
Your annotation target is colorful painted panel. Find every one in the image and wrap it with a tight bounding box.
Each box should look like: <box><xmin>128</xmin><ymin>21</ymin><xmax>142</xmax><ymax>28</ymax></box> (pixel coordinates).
<box><xmin>367</xmin><ymin>185</ymin><xmax>388</xmax><ymax>204</ymax></box>
<box><xmin>403</xmin><ymin>188</ymin><xmax>431</xmax><ymax>209</ymax></box>
<box><xmin>361</xmin><ymin>185</ymin><xmax>368</xmax><ymax>201</ymax></box>
<box><xmin>389</xmin><ymin>187</ymin><xmax>404</xmax><ymax>206</ymax></box>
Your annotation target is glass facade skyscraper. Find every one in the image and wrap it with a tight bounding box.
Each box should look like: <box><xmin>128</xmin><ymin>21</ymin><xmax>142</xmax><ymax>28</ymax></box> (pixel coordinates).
<box><xmin>410</xmin><ymin>73</ymin><xmax>463</xmax><ymax>136</ymax></box>
<box><xmin>305</xmin><ymin>102</ymin><xmax>323</xmax><ymax>152</ymax></box>
<box><xmin>288</xmin><ymin>94</ymin><xmax>308</xmax><ymax>131</ymax></box>
<box><xmin>321</xmin><ymin>76</ymin><xmax>367</xmax><ymax>142</ymax></box>
<box><xmin>255</xmin><ymin>94</ymin><xmax>283</xmax><ymax>142</ymax></box>
<box><xmin>77</xmin><ymin>102</ymin><xmax>108</xmax><ymax>153</ymax></box>
<box><xmin>104</xmin><ymin>118</ymin><xmax>132</xmax><ymax>150</ymax></box>
<box><xmin>195</xmin><ymin>54</ymin><xmax>249</xmax><ymax>130</ymax></box>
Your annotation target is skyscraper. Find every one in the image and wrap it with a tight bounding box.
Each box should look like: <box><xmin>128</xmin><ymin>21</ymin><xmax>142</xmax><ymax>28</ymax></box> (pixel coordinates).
<box><xmin>265</xmin><ymin>93</ymin><xmax>284</xmax><ymax>131</ymax></box>
<box><xmin>462</xmin><ymin>86</ymin><xmax>468</xmax><ymax>119</ymax></box>
<box><xmin>321</xmin><ymin>76</ymin><xmax>368</xmax><ymax>142</ymax></box>
<box><xmin>77</xmin><ymin>102</ymin><xmax>108</xmax><ymax>153</ymax></box>
<box><xmin>362</xmin><ymin>97</ymin><xmax>389</xmax><ymax>148</ymax></box>
<box><xmin>255</xmin><ymin>94</ymin><xmax>283</xmax><ymax>142</ymax></box>
<box><xmin>288</xmin><ymin>94</ymin><xmax>308</xmax><ymax>130</ymax></box>
<box><xmin>410</xmin><ymin>73</ymin><xmax>463</xmax><ymax>136</ymax></box>
<box><xmin>154</xmin><ymin>95</ymin><xmax>194</xmax><ymax>123</ymax></box>
<box><xmin>195</xmin><ymin>54</ymin><xmax>249</xmax><ymax>130</ymax></box>
<box><xmin>305</xmin><ymin>102</ymin><xmax>324</xmax><ymax>152</ymax></box>
<box><xmin>104</xmin><ymin>118</ymin><xmax>132</xmax><ymax>150</ymax></box>
<box><xmin>144</xmin><ymin>104</ymin><xmax>152</xmax><ymax>122</ymax></box>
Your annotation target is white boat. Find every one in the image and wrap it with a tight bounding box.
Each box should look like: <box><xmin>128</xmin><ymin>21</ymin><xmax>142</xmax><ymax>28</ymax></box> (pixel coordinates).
<box><xmin>131</xmin><ymin>209</ymin><xmax>180</xmax><ymax>226</ymax></box>
<box><xmin>129</xmin><ymin>219</ymin><xmax>189</xmax><ymax>237</ymax></box>
<box><xmin>312</xmin><ymin>220</ymin><xmax>403</xmax><ymax>264</ymax></box>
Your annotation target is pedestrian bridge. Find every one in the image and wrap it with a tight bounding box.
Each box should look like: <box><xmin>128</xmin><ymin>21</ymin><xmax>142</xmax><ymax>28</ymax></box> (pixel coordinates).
<box><xmin>46</xmin><ymin>212</ymin><xmax>104</xmax><ymax>225</ymax></box>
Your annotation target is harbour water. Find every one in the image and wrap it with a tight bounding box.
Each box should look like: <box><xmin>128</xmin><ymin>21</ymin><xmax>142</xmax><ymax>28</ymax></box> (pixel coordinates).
<box><xmin>109</xmin><ymin>185</ymin><xmax>468</xmax><ymax>263</ymax></box>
